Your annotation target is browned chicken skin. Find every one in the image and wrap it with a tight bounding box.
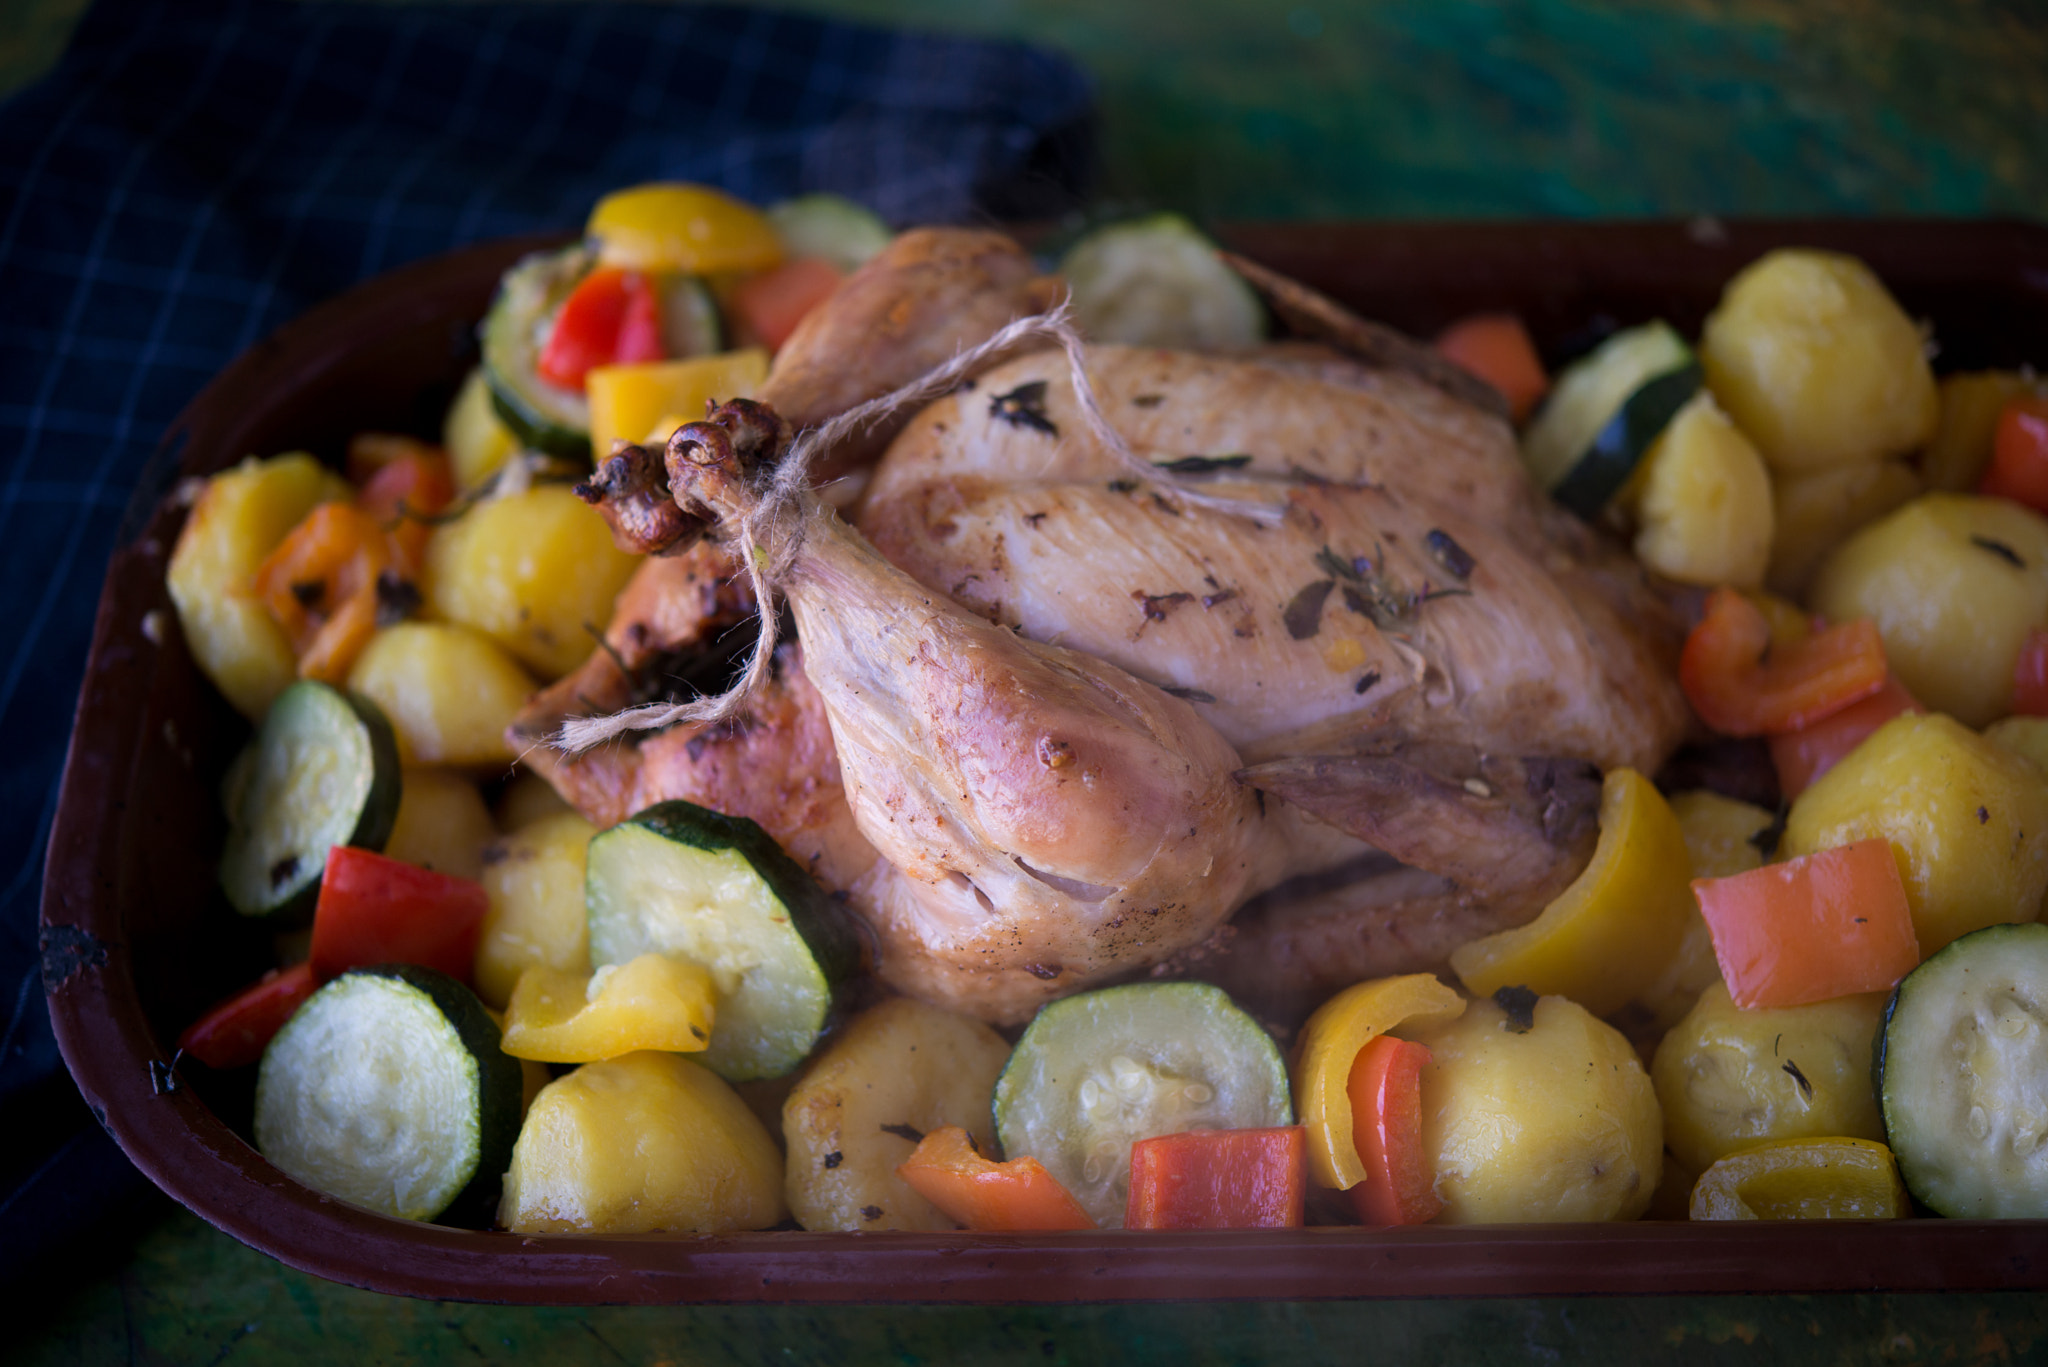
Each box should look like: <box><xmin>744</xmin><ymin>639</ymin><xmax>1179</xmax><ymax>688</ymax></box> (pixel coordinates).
<box><xmin>536</xmin><ymin>228</ymin><xmax>1692</xmax><ymax>1023</ymax></box>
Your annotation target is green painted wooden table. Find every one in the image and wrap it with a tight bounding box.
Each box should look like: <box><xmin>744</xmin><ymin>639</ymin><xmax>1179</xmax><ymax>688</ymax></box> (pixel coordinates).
<box><xmin>12</xmin><ymin>1</ymin><xmax>2047</xmax><ymax>1361</ymax></box>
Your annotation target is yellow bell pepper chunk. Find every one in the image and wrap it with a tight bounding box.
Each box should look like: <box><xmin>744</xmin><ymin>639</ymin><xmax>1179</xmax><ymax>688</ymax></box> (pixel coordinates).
<box><xmin>1290</xmin><ymin>973</ymin><xmax>1466</xmax><ymax>1190</ymax></box>
<box><xmin>586</xmin><ymin>183</ymin><xmax>783</xmax><ymax>275</ymax></box>
<box><xmin>585</xmin><ymin>348</ymin><xmax>769</xmax><ymax>460</ymax></box>
<box><xmin>500</xmin><ymin>953</ymin><xmax>717</xmax><ymax>1063</ymax></box>
<box><xmin>1689</xmin><ymin>1137</ymin><xmax>1911</xmax><ymax>1220</ymax></box>
<box><xmin>1448</xmin><ymin>767</ymin><xmax>1693</xmax><ymax>1017</ymax></box>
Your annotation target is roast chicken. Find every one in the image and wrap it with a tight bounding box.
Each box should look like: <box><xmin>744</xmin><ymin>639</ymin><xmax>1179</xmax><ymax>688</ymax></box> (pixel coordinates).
<box><xmin>521</xmin><ymin>229</ymin><xmax>1693</xmax><ymax>1024</ymax></box>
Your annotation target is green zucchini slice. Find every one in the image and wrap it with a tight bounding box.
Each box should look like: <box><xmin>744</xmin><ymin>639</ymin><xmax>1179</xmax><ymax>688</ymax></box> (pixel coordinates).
<box><xmin>254</xmin><ymin>964</ymin><xmax>523</xmax><ymax>1225</ymax></box>
<box><xmin>584</xmin><ymin>800</ymin><xmax>863</xmax><ymax>1082</ymax></box>
<box><xmin>992</xmin><ymin>982</ymin><xmax>1293</xmax><ymax>1227</ymax></box>
<box><xmin>1523</xmin><ymin>320</ymin><xmax>1701</xmax><ymax>519</ymax></box>
<box><xmin>1878</xmin><ymin>921</ymin><xmax>2048</xmax><ymax>1218</ymax></box>
<box><xmin>767</xmin><ymin>194</ymin><xmax>893</xmax><ymax>273</ymax></box>
<box><xmin>481</xmin><ymin>244</ymin><xmax>724</xmax><ymax>460</ymax></box>
<box><xmin>218</xmin><ymin>680</ymin><xmax>400</xmax><ymax>921</ymax></box>
<box><xmin>1057</xmin><ymin>213</ymin><xmax>1265</xmax><ymax>351</ymax></box>
<box><xmin>481</xmin><ymin>243</ymin><xmax>597</xmax><ymax>459</ymax></box>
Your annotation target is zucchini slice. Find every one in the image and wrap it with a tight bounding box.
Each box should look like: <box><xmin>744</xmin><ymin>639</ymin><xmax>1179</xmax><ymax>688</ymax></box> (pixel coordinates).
<box><xmin>584</xmin><ymin>800</ymin><xmax>862</xmax><ymax>1082</ymax></box>
<box><xmin>1057</xmin><ymin>213</ymin><xmax>1265</xmax><ymax>351</ymax></box>
<box><xmin>767</xmin><ymin>194</ymin><xmax>893</xmax><ymax>273</ymax></box>
<box><xmin>254</xmin><ymin>964</ymin><xmax>523</xmax><ymax>1225</ymax></box>
<box><xmin>481</xmin><ymin>244</ymin><xmax>723</xmax><ymax>460</ymax></box>
<box><xmin>992</xmin><ymin>982</ymin><xmax>1293</xmax><ymax>1227</ymax></box>
<box><xmin>1523</xmin><ymin>320</ymin><xmax>1701</xmax><ymax>518</ymax></box>
<box><xmin>218</xmin><ymin>680</ymin><xmax>400</xmax><ymax>921</ymax></box>
<box><xmin>481</xmin><ymin>243</ymin><xmax>597</xmax><ymax>459</ymax></box>
<box><xmin>1878</xmin><ymin>921</ymin><xmax>2048</xmax><ymax>1218</ymax></box>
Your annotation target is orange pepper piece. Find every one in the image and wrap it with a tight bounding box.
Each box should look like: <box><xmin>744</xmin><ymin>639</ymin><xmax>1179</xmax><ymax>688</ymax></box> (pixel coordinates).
<box><xmin>1679</xmin><ymin>587</ymin><xmax>1888</xmax><ymax>737</ymax></box>
<box><xmin>896</xmin><ymin>1126</ymin><xmax>1095</xmax><ymax>1232</ymax></box>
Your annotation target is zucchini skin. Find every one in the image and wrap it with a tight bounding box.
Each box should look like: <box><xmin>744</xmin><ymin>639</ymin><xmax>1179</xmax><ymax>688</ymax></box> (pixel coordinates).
<box><xmin>1876</xmin><ymin>921</ymin><xmax>2048</xmax><ymax>1218</ymax></box>
<box><xmin>218</xmin><ymin>681</ymin><xmax>401</xmax><ymax>925</ymax></box>
<box><xmin>480</xmin><ymin>244</ymin><xmax>597</xmax><ymax>460</ymax></box>
<box><xmin>1550</xmin><ymin>362</ymin><xmax>1703</xmax><ymax>519</ymax></box>
<box><xmin>625</xmin><ymin>799</ymin><xmax>866</xmax><ymax>988</ymax></box>
<box><xmin>349</xmin><ymin>963</ymin><xmax>525</xmax><ymax>1228</ymax></box>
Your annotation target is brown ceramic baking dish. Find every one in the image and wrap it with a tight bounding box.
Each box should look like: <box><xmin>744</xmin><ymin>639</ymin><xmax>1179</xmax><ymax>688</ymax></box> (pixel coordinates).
<box><xmin>42</xmin><ymin>220</ymin><xmax>2048</xmax><ymax>1304</ymax></box>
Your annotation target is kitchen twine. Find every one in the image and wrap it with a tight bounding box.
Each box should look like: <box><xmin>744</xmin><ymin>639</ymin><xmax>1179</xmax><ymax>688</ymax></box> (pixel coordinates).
<box><xmin>553</xmin><ymin>299</ymin><xmax>1283</xmax><ymax>754</ymax></box>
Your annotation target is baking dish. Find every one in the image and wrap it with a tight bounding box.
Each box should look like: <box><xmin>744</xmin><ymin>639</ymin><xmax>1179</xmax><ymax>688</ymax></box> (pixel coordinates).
<box><xmin>43</xmin><ymin>219</ymin><xmax>2048</xmax><ymax>1302</ymax></box>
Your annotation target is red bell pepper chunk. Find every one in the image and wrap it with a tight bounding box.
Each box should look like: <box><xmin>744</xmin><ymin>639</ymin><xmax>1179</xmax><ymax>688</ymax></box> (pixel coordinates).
<box><xmin>1767</xmin><ymin>674</ymin><xmax>1924</xmax><ymax>799</ymax></box>
<box><xmin>309</xmin><ymin>846</ymin><xmax>488</xmax><ymax>984</ymax></box>
<box><xmin>1124</xmin><ymin>1126</ymin><xmax>1306</xmax><ymax>1230</ymax></box>
<box><xmin>2012</xmin><ymin>627</ymin><xmax>2048</xmax><ymax>717</ymax></box>
<box><xmin>535</xmin><ymin>267</ymin><xmax>666</xmax><ymax>389</ymax></box>
<box><xmin>1679</xmin><ymin>587</ymin><xmax>1888</xmax><ymax>737</ymax></box>
<box><xmin>1693</xmin><ymin>838</ymin><xmax>1921</xmax><ymax>1010</ymax></box>
<box><xmin>896</xmin><ymin>1126</ymin><xmax>1096</xmax><ymax>1231</ymax></box>
<box><xmin>1435</xmin><ymin>313</ymin><xmax>1550</xmax><ymax>424</ymax></box>
<box><xmin>1978</xmin><ymin>396</ymin><xmax>2048</xmax><ymax>515</ymax></box>
<box><xmin>727</xmin><ymin>256</ymin><xmax>843</xmax><ymax>353</ymax></box>
<box><xmin>1346</xmin><ymin>1034</ymin><xmax>1441</xmax><ymax>1226</ymax></box>
<box><xmin>176</xmin><ymin>961</ymin><xmax>318</xmax><ymax>1070</ymax></box>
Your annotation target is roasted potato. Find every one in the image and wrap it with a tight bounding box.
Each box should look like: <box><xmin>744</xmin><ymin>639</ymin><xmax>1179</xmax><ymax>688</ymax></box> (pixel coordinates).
<box><xmin>346</xmin><ymin>621</ymin><xmax>535</xmax><ymax>766</ymax></box>
<box><xmin>1402</xmin><ymin>994</ymin><xmax>1661</xmax><ymax>1224</ymax></box>
<box><xmin>1808</xmin><ymin>493</ymin><xmax>2048</xmax><ymax>727</ymax></box>
<box><xmin>1765</xmin><ymin>458</ymin><xmax>1922</xmax><ymax>600</ymax></box>
<box><xmin>1920</xmin><ymin>371</ymin><xmax>2048</xmax><ymax>494</ymax></box>
<box><xmin>1700</xmin><ymin>249</ymin><xmax>1937</xmax><ymax>474</ymax></box>
<box><xmin>1634</xmin><ymin>790</ymin><xmax>1773</xmax><ymax>1029</ymax></box>
<box><xmin>1651</xmin><ymin>982</ymin><xmax>1887</xmax><ymax>1178</ymax></box>
<box><xmin>422</xmin><ymin>485</ymin><xmax>640</xmax><ymax>679</ymax></box>
<box><xmin>381</xmin><ymin>767</ymin><xmax>495</xmax><ymax>881</ymax></box>
<box><xmin>473</xmin><ymin>809</ymin><xmax>598</xmax><ymax>1009</ymax></box>
<box><xmin>782</xmin><ymin>996</ymin><xmax>1012</xmax><ymax>1231</ymax></box>
<box><xmin>499</xmin><ymin>1051</ymin><xmax>785</xmax><ymax>1234</ymax></box>
<box><xmin>1622</xmin><ymin>391</ymin><xmax>1773</xmax><ymax>589</ymax></box>
<box><xmin>165</xmin><ymin>453</ymin><xmax>351</xmax><ymax>718</ymax></box>
<box><xmin>442</xmin><ymin>367</ymin><xmax>522</xmax><ymax>493</ymax></box>
<box><xmin>1782</xmin><ymin>712</ymin><xmax>2048</xmax><ymax>954</ymax></box>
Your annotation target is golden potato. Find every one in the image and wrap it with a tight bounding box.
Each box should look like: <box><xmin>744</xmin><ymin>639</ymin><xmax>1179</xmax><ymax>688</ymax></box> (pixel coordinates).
<box><xmin>1809</xmin><ymin>494</ymin><xmax>2048</xmax><ymax>726</ymax></box>
<box><xmin>1984</xmin><ymin>716</ymin><xmax>2048</xmax><ymax>777</ymax></box>
<box><xmin>1700</xmin><ymin>249</ymin><xmax>1937</xmax><ymax>474</ymax></box>
<box><xmin>442</xmin><ymin>367</ymin><xmax>522</xmax><ymax>493</ymax></box>
<box><xmin>498</xmin><ymin>1051</ymin><xmax>785</xmax><ymax>1234</ymax></box>
<box><xmin>1402</xmin><ymin>995</ymin><xmax>1661</xmax><ymax>1224</ymax></box>
<box><xmin>1635</xmin><ymin>790</ymin><xmax>1773</xmax><ymax>1028</ymax></box>
<box><xmin>346</xmin><ymin>622</ymin><xmax>535</xmax><ymax>766</ymax></box>
<box><xmin>1783</xmin><ymin>712</ymin><xmax>2048</xmax><ymax>953</ymax></box>
<box><xmin>473</xmin><ymin>810</ymin><xmax>598</xmax><ymax>1010</ymax></box>
<box><xmin>381</xmin><ymin>767</ymin><xmax>495</xmax><ymax>880</ymax></box>
<box><xmin>1623</xmin><ymin>391</ymin><xmax>1773</xmax><ymax>589</ymax></box>
<box><xmin>165</xmin><ymin>453</ymin><xmax>352</xmax><ymax>718</ymax></box>
<box><xmin>422</xmin><ymin>485</ymin><xmax>640</xmax><ymax>679</ymax></box>
<box><xmin>1651</xmin><ymin>982</ymin><xmax>1886</xmax><ymax>1176</ymax></box>
<box><xmin>494</xmin><ymin>769</ymin><xmax>574</xmax><ymax>831</ymax></box>
<box><xmin>1764</xmin><ymin>458</ymin><xmax>1921</xmax><ymax>600</ymax></box>
<box><xmin>782</xmin><ymin>997</ymin><xmax>1012</xmax><ymax>1231</ymax></box>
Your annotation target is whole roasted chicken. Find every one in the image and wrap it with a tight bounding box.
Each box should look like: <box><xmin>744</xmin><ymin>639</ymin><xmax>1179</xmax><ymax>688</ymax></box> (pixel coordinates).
<box><xmin>522</xmin><ymin>228</ymin><xmax>1692</xmax><ymax>1024</ymax></box>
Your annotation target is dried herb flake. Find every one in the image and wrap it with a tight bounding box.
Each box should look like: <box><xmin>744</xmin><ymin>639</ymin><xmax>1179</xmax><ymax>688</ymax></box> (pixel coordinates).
<box><xmin>990</xmin><ymin>380</ymin><xmax>1058</xmax><ymax>437</ymax></box>
<box><xmin>1425</xmin><ymin>528</ymin><xmax>1476</xmax><ymax>580</ymax></box>
<box><xmin>880</xmin><ymin>1123</ymin><xmax>925</xmax><ymax>1144</ymax></box>
<box><xmin>1283</xmin><ymin>580</ymin><xmax>1335</xmax><ymax>640</ymax></box>
<box><xmin>1494</xmin><ymin>985</ymin><xmax>1539</xmax><ymax>1033</ymax></box>
<box><xmin>1973</xmin><ymin>535</ymin><xmax>2026</xmax><ymax>569</ymax></box>
<box><xmin>1153</xmin><ymin>453</ymin><xmax>1253</xmax><ymax>476</ymax></box>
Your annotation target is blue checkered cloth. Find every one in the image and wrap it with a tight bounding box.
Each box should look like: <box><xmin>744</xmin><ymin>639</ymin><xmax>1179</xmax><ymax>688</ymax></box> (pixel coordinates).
<box><xmin>0</xmin><ymin>0</ymin><xmax>1091</xmax><ymax>1269</ymax></box>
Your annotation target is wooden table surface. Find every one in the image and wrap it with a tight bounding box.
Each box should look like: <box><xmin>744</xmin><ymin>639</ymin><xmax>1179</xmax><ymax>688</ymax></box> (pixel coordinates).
<box><xmin>11</xmin><ymin>1</ymin><xmax>2046</xmax><ymax>1361</ymax></box>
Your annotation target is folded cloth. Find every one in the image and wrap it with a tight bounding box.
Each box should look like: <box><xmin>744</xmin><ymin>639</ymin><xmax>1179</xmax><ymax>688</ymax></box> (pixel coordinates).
<box><xmin>0</xmin><ymin>0</ymin><xmax>1091</xmax><ymax>1270</ymax></box>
